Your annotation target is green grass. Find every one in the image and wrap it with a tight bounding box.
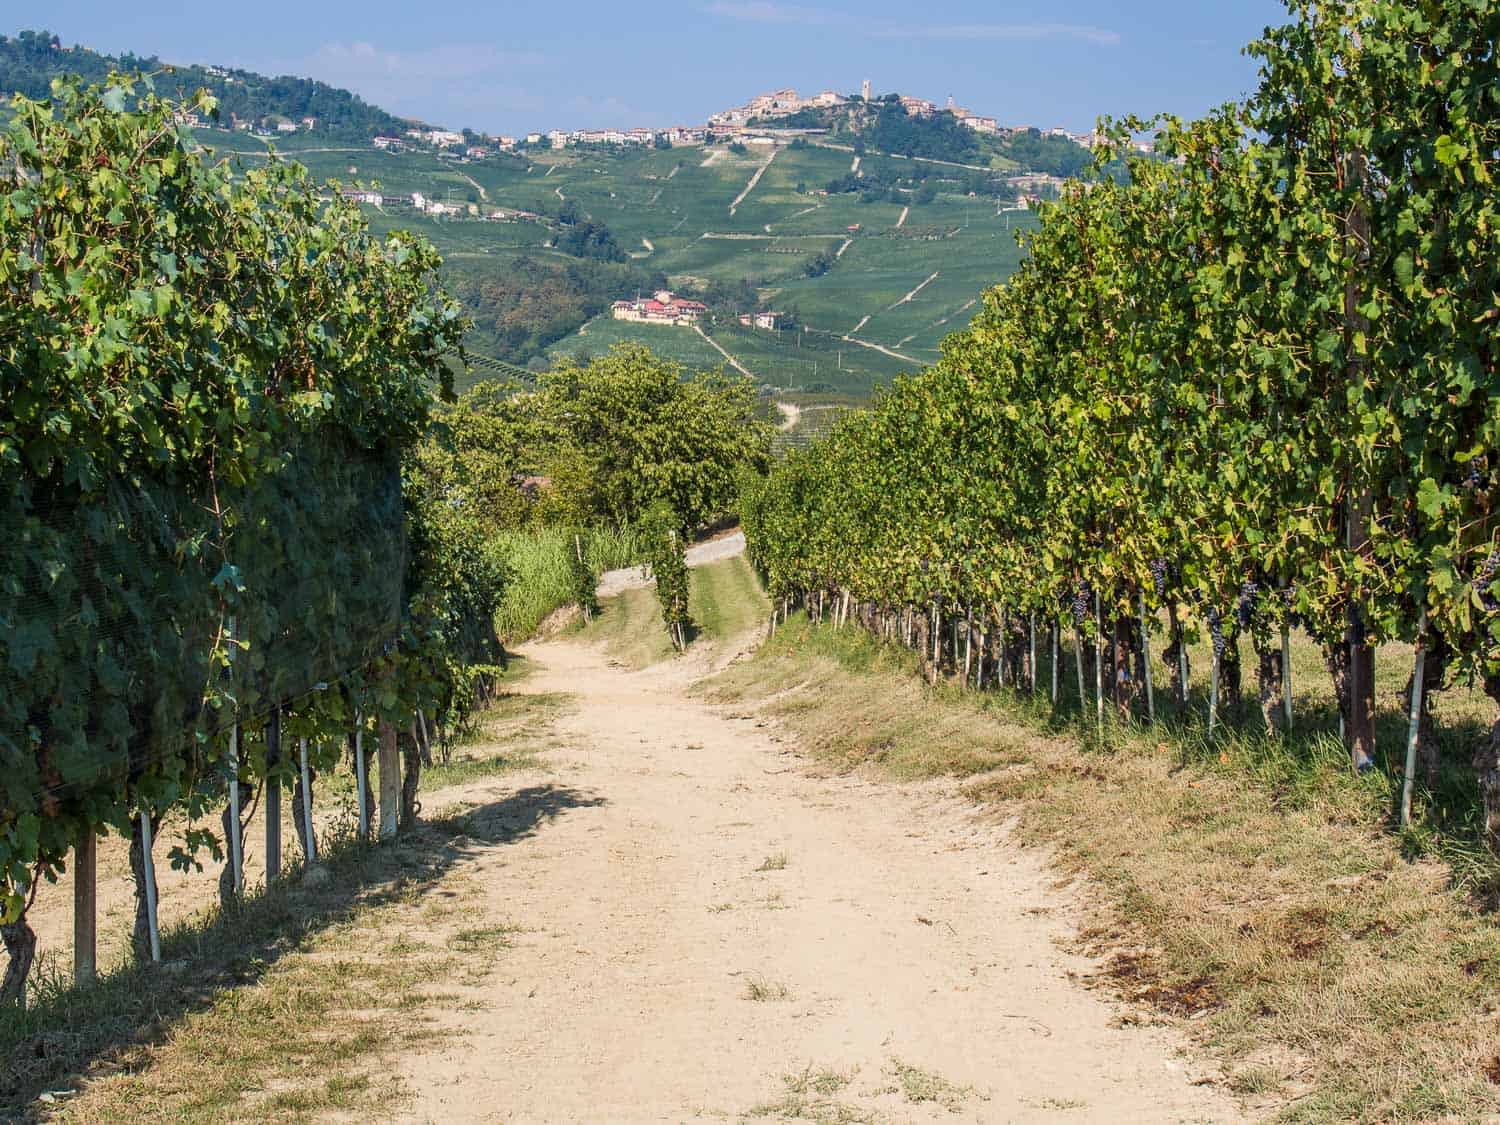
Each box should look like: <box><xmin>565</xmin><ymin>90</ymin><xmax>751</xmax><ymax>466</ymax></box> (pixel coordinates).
<box><xmin>704</xmin><ymin>614</ymin><xmax>1500</xmax><ymax>1122</ymax></box>
<box><xmin>493</xmin><ymin>525</ymin><xmax>645</xmax><ymax>642</ymax></box>
<box><xmin>578</xmin><ymin>550</ymin><xmax>769</xmax><ymax>669</ymax></box>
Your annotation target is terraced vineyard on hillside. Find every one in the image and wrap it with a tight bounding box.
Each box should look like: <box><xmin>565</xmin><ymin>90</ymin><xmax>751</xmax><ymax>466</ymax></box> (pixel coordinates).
<box><xmin>196</xmin><ymin>130</ymin><xmax>1039</xmax><ymax>395</ymax></box>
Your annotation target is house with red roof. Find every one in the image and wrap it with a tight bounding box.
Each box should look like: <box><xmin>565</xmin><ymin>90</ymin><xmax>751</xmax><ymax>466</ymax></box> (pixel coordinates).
<box><xmin>612</xmin><ymin>291</ymin><xmax>709</xmax><ymax>327</ymax></box>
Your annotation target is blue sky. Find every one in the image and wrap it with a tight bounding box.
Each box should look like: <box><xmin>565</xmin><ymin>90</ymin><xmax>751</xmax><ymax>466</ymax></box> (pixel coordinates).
<box><xmin>30</xmin><ymin>1</ymin><xmax>1289</xmax><ymax>135</ymax></box>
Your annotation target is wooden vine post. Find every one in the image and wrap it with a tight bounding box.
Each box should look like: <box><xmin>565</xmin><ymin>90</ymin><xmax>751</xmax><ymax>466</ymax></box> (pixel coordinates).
<box><xmin>266</xmin><ymin>707</ymin><xmax>282</xmax><ymax>881</ymax></box>
<box><xmin>1073</xmin><ymin>625</ymin><xmax>1086</xmax><ymax>711</ymax></box>
<box><xmin>1281</xmin><ymin>619</ymin><xmax>1294</xmax><ymax>731</ymax></box>
<box><xmin>73</xmin><ymin>832</ymin><xmax>96</xmax><ymax>986</ymax></box>
<box><xmin>228</xmin><ymin>721</ymin><xmax>244</xmax><ymax>897</ymax></box>
<box><xmin>1139</xmin><ymin>594</ymin><xmax>1155</xmax><ymax>723</ymax></box>
<box><xmin>138</xmin><ymin>812</ymin><xmax>161</xmax><ymax>963</ymax></box>
<box><xmin>1401</xmin><ymin>612</ymin><xmax>1429</xmax><ymax>828</ymax></box>
<box><xmin>1209</xmin><ymin>644</ymin><xmax>1220</xmax><ymax>739</ymax></box>
<box><xmin>298</xmin><ymin>737</ymin><xmax>318</xmax><ymax>863</ymax></box>
<box><xmin>1051</xmin><ymin>623</ymin><xmax>1059</xmax><ymax>704</ymax></box>
<box><xmin>355</xmin><ymin>713</ymin><xmax>370</xmax><ymax>840</ymax></box>
<box><xmin>226</xmin><ymin>618</ymin><xmax>244</xmax><ymax>897</ymax></box>
<box><xmin>379</xmin><ymin>717</ymin><xmax>401</xmax><ymax>840</ymax></box>
<box><xmin>1029</xmin><ymin>612</ymin><xmax>1037</xmax><ymax>694</ymax></box>
<box><xmin>1093</xmin><ymin>592</ymin><xmax>1104</xmax><ymax>733</ymax></box>
<box><xmin>1343</xmin><ymin>135</ymin><xmax>1378</xmax><ymax>772</ymax></box>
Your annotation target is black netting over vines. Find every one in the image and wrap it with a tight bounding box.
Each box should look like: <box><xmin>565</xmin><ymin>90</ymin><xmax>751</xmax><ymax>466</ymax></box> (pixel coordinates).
<box><xmin>0</xmin><ymin>431</ymin><xmax>404</xmax><ymax>881</ymax></box>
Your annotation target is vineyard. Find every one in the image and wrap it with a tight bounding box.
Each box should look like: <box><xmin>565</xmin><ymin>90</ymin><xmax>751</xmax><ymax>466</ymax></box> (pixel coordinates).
<box><xmin>742</xmin><ymin>0</ymin><xmax>1500</xmax><ymax>857</ymax></box>
<box><xmin>0</xmin><ymin>75</ymin><xmax>499</xmax><ymax>1012</ymax></box>
<box><xmin>0</xmin><ymin>59</ymin><xmax>775</xmax><ymax>1032</ymax></box>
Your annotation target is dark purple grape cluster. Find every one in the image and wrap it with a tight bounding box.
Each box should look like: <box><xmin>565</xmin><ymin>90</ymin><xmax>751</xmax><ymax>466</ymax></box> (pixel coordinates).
<box><xmin>1464</xmin><ymin>457</ymin><xmax>1489</xmax><ymax>492</ymax></box>
<box><xmin>1072</xmin><ymin>579</ymin><xmax>1091</xmax><ymax>626</ymax></box>
<box><xmin>1237</xmin><ymin>580</ymin><xmax>1259</xmax><ymax>629</ymax></box>
<box><xmin>1207</xmin><ymin>607</ymin><xmax>1228</xmax><ymax>659</ymax></box>
<box><xmin>1148</xmin><ymin>558</ymin><xmax>1169</xmax><ymax>598</ymax></box>
<box><xmin>1479</xmin><ymin>551</ymin><xmax>1499</xmax><ymax>612</ymax></box>
<box><xmin>1280</xmin><ymin>583</ymin><xmax>1297</xmax><ymax>607</ymax></box>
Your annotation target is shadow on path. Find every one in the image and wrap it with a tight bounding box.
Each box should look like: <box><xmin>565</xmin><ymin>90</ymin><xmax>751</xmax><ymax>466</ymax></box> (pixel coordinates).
<box><xmin>0</xmin><ymin>783</ymin><xmax>606</xmax><ymax>1117</ymax></box>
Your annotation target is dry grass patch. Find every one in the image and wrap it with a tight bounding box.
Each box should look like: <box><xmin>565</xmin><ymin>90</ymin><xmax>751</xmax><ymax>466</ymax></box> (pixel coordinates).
<box><xmin>747</xmin><ymin>1065</ymin><xmax>867</xmax><ymax>1123</ymax></box>
<box><xmin>886</xmin><ymin>1058</ymin><xmax>979</xmax><ymax>1111</ymax></box>
<box><xmin>707</xmin><ymin>616</ymin><xmax>1500</xmax><ymax>1123</ymax></box>
<box><xmin>2</xmin><ymin>750</ymin><xmax>580</xmax><ymax>1120</ymax></box>
<box><xmin>742</xmin><ymin>975</ymin><xmax>793</xmax><ymax>1002</ymax></box>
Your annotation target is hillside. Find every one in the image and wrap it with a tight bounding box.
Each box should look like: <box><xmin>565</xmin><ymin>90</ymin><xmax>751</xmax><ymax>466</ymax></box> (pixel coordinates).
<box><xmin>3</xmin><ymin>29</ymin><xmax>1049</xmax><ymax>396</ymax></box>
<box><xmin>0</xmin><ymin>29</ymin><xmax>409</xmax><ymax>138</ymax></box>
<box><xmin>203</xmin><ymin>133</ymin><xmax>1039</xmax><ymax>395</ymax></box>
<box><xmin>758</xmin><ymin>96</ymin><xmax>1096</xmax><ymax>180</ymax></box>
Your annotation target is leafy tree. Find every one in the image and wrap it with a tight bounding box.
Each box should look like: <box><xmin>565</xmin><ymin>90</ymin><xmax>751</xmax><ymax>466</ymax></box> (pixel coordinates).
<box><xmin>540</xmin><ymin>345</ymin><xmax>772</xmax><ymax>530</ymax></box>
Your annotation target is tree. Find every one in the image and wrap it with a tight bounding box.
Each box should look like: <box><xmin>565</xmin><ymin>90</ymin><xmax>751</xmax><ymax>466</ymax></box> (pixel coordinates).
<box><xmin>540</xmin><ymin>345</ymin><xmax>772</xmax><ymax>530</ymax></box>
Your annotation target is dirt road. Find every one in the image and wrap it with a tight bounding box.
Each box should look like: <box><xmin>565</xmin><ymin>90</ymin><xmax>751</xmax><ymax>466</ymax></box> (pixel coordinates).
<box><xmin>393</xmin><ymin>632</ymin><xmax>1243</xmax><ymax>1122</ymax></box>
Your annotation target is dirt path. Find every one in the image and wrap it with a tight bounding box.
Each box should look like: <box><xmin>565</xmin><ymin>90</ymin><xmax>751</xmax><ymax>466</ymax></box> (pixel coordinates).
<box><xmin>595</xmin><ymin>529</ymin><xmax>747</xmax><ymax>598</ymax></box>
<box><xmin>889</xmin><ymin>270</ymin><xmax>940</xmax><ymax>310</ymax></box>
<box><xmin>896</xmin><ymin>205</ymin><xmax>909</xmax><ymax>228</ymax></box>
<box><xmin>695</xmin><ymin>324</ymin><xmax>754</xmax><ymax>379</ymax></box>
<box><xmin>461</xmin><ymin>173</ymin><xmax>489</xmax><ymax>203</ymax></box>
<box><xmin>839</xmin><ymin>332</ymin><xmax>920</xmax><ymax>365</ymax></box>
<box><xmin>730</xmin><ymin>149</ymin><xmax>778</xmax><ymax>216</ymax></box>
<box><xmin>392</xmin><ymin>635</ymin><xmax>1244</xmax><ymax>1122</ymax></box>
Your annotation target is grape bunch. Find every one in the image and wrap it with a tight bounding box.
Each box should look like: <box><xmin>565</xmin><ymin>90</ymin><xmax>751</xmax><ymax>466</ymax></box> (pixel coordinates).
<box><xmin>1479</xmin><ymin>551</ymin><xmax>1499</xmax><ymax>612</ymax></box>
<box><xmin>1280</xmin><ymin>582</ymin><xmax>1297</xmax><ymax>607</ymax></box>
<box><xmin>1072</xmin><ymin>579</ymin><xmax>1091</xmax><ymax>626</ymax></box>
<box><xmin>1148</xmin><ymin>557</ymin><xmax>1169</xmax><ymax>598</ymax></box>
<box><xmin>1464</xmin><ymin>457</ymin><xmax>1488</xmax><ymax>493</ymax></box>
<box><xmin>1207</xmin><ymin>607</ymin><xmax>1228</xmax><ymax>659</ymax></box>
<box><xmin>1236</xmin><ymin>580</ymin><xmax>1259</xmax><ymax>629</ymax></box>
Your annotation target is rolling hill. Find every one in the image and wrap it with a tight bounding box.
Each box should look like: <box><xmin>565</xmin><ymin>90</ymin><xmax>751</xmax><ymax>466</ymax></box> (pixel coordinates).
<box><xmin>4</xmin><ymin>29</ymin><xmax>1048</xmax><ymax>398</ymax></box>
<box><xmin>201</xmin><ymin>134</ymin><xmax>1040</xmax><ymax>395</ymax></box>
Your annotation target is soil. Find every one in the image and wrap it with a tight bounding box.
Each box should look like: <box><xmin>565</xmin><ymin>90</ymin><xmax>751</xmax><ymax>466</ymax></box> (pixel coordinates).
<box><xmin>595</xmin><ymin>530</ymin><xmax>747</xmax><ymax>599</ymax></box>
<box><xmin>389</xmin><ymin>632</ymin><xmax>1245</xmax><ymax>1123</ymax></box>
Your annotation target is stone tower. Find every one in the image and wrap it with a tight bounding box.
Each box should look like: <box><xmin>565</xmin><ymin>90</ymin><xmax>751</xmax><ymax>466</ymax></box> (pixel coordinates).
<box><xmin>861</xmin><ymin>78</ymin><xmax>871</xmax><ymax>101</ymax></box>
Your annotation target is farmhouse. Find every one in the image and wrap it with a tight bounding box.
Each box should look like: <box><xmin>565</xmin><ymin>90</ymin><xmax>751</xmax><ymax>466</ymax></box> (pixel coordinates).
<box><xmin>612</xmin><ymin>291</ymin><xmax>709</xmax><ymax>326</ymax></box>
<box><xmin>738</xmin><ymin>311</ymin><xmax>782</xmax><ymax>330</ymax></box>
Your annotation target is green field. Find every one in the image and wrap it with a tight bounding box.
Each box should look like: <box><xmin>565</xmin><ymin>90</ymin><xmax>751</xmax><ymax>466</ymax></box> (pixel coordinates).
<box><xmin>193</xmin><ymin>129</ymin><xmax>1039</xmax><ymax>395</ymax></box>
